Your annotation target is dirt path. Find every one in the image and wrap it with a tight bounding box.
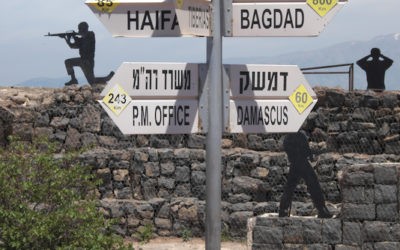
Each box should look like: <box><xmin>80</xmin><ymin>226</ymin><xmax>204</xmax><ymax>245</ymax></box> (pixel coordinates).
<box><xmin>127</xmin><ymin>237</ymin><xmax>247</xmax><ymax>250</ymax></box>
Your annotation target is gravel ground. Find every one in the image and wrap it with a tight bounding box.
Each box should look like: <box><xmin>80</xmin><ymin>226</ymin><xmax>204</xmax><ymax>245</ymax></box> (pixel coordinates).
<box><xmin>127</xmin><ymin>237</ymin><xmax>247</xmax><ymax>250</ymax></box>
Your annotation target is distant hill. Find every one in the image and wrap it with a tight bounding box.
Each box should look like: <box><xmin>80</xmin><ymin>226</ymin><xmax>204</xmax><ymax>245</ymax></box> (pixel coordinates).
<box><xmin>15</xmin><ymin>77</ymin><xmax>67</xmax><ymax>88</ymax></box>
<box><xmin>228</xmin><ymin>33</ymin><xmax>400</xmax><ymax>90</ymax></box>
<box><xmin>0</xmin><ymin>77</ymin><xmax>88</xmax><ymax>88</ymax></box>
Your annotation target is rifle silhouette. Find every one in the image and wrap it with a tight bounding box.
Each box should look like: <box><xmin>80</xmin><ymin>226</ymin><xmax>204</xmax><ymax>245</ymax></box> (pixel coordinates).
<box><xmin>45</xmin><ymin>30</ymin><xmax>78</xmax><ymax>39</ymax></box>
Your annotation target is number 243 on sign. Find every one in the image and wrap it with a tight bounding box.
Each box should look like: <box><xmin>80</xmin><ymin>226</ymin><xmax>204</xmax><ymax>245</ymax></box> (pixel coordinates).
<box><xmin>102</xmin><ymin>85</ymin><xmax>132</xmax><ymax>116</ymax></box>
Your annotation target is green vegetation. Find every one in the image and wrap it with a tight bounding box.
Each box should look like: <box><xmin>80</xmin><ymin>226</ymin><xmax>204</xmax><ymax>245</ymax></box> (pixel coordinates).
<box><xmin>221</xmin><ymin>226</ymin><xmax>232</xmax><ymax>242</ymax></box>
<box><xmin>0</xmin><ymin>137</ymin><xmax>132</xmax><ymax>250</ymax></box>
<box><xmin>181</xmin><ymin>227</ymin><xmax>193</xmax><ymax>242</ymax></box>
<box><xmin>134</xmin><ymin>224</ymin><xmax>154</xmax><ymax>244</ymax></box>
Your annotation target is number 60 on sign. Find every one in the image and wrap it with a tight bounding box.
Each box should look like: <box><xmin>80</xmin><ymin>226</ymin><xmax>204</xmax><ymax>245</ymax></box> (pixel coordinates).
<box><xmin>289</xmin><ymin>84</ymin><xmax>314</xmax><ymax>114</ymax></box>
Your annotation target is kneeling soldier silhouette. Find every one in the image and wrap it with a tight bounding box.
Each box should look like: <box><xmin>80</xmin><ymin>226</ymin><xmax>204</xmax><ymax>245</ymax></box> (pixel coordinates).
<box><xmin>65</xmin><ymin>22</ymin><xmax>114</xmax><ymax>86</ymax></box>
<box><xmin>56</xmin><ymin>22</ymin><xmax>114</xmax><ymax>86</ymax></box>
<box><xmin>279</xmin><ymin>131</ymin><xmax>332</xmax><ymax>218</ymax></box>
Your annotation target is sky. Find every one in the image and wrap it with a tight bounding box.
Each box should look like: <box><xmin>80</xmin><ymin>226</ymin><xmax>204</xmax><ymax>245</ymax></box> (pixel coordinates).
<box><xmin>0</xmin><ymin>0</ymin><xmax>399</xmax><ymax>85</ymax></box>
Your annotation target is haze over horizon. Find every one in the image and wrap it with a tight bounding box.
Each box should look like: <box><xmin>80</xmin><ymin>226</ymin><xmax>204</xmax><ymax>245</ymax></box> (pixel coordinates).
<box><xmin>1</xmin><ymin>0</ymin><xmax>399</xmax><ymax>86</ymax></box>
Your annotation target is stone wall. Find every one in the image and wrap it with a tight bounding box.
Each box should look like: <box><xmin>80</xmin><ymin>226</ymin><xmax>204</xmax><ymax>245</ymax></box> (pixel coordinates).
<box><xmin>248</xmin><ymin>164</ymin><xmax>400</xmax><ymax>249</ymax></box>
<box><xmin>0</xmin><ymin>106</ymin><xmax>13</xmax><ymax>147</ymax></box>
<box><xmin>1</xmin><ymin>86</ymin><xmax>400</xmax><ymax>238</ymax></box>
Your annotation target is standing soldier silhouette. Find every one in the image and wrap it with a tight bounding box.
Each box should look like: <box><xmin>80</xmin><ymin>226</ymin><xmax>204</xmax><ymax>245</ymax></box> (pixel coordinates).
<box><xmin>357</xmin><ymin>48</ymin><xmax>393</xmax><ymax>91</ymax></box>
<box><xmin>64</xmin><ymin>22</ymin><xmax>114</xmax><ymax>86</ymax></box>
<box><xmin>279</xmin><ymin>131</ymin><xmax>332</xmax><ymax>218</ymax></box>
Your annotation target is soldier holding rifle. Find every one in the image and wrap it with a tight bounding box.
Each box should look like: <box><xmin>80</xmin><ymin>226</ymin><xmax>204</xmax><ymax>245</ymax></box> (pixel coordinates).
<box><xmin>46</xmin><ymin>21</ymin><xmax>114</xmax><ymax>86</ymax></box>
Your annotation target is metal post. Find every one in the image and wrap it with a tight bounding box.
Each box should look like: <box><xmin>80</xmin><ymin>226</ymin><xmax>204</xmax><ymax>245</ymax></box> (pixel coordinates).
<box><xmin>349</xmin><ymin>63</ymin><xmax>354</xmax><ymax>91</ymax></box>
<box><xmin>206</xmin><ymin>0</ymin><xmax>223</xmax><ymax>249</ymax></box>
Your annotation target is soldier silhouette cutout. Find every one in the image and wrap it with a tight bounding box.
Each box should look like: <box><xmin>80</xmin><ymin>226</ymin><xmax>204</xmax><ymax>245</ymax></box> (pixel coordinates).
<box><xmin>357</xmin><ymin>48</ymin><xmax>393</xmax><ymax>91</ymax></box>
<box><xmin>64</xmin><ymin>22</ymin><xmax>114</xmax><ymax>86</ymax></box>
<box><xmin>279</xmin><ymin>131</ymin><xmax>332</xmax><ymax>218</ymax></box>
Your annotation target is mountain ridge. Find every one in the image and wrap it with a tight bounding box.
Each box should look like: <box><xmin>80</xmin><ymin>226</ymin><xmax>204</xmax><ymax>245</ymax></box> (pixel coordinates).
<box><xmin>244</xmin><ymin>33</ymin><xmax>400</xmax><ymax>90</ymax></box>
<box><xmin>5</xmin><ymin>33</ymin><xmax>400</xmax><ymax>90</ymax></box>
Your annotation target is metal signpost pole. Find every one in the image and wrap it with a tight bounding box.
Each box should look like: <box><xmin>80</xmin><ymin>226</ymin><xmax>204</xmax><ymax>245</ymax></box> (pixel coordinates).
<box><xmin>206</xmin><ymin>0</ymin><xmax>223</xmax><ymax>249</ymax></box>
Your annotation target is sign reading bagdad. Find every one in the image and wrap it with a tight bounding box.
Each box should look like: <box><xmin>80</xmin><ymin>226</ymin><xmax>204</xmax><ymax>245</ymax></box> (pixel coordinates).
<box><xmin>99</xmin><ymin>62</ymin><xmax>200</xmax><ymax>134</ymax></box>
<box><xmin>230</xmin><ymin>0</ymin><xmax>348</xmax><ymax>36</ymax></box>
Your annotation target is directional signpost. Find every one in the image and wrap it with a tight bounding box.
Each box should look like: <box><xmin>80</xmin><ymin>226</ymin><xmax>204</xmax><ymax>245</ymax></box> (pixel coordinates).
<box><xmin>229</xmin><ymin>64</ymin><xmax>315</xmax><ymax>98</ymax></box>
<box><xmin>86</xmin><ymin>0</ymin><xmax>348</xmax><ymax>249</ymax></box>
<box><xmin>100</xmin><ymin>98</ymin><xmax>200</xmax><ymax>134</ymax></box>
<box><xmin>86</xmin><ymin>0</ymin><xmax>212</xmax><ymax>37</ymax></box>
<box><xmin>228</xmin><ymin>0</ymin><xmax>347</xmax><ymax>36</ymax></box>
<box><xmin>99</xmin><ymin>62</ymin><xmax>200</xmax><ymax>134</ymax></box>
<box><xmin>175</xmin><ymin>0</ymin><xmax>212</xmax><ymax>36</ymax></box>
<box><xmin>228</xmin><ymin>64</ymin><xmax>317</xmax><ymax>133</ymax></box>
<box><xmin>86</xmin><ymin>0</ymin><xmax>182</xmax><ymax>37</ymax></box>
<box><xmin>229</xmin><ymin>99</ymin><xmax>316</xmax><ymax>133</ymax></box>
<box><xmin>100</xmin><ymin>62</ymin><xmax>199</xmax><ymax>97</ymax></box>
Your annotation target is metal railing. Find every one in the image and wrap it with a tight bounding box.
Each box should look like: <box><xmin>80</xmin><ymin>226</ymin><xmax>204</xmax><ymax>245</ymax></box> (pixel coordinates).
<box><xmin>301</xmin><ymin>63</ymin><xmax>354</xmax><ymax>91</ymax></box>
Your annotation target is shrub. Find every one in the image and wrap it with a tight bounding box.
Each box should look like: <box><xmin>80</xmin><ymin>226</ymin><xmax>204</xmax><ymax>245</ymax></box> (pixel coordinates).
<box><xmin>133</xmin><ymin>224</ymin><xmax>154</xmax><ymax>244</ymax></box>
<box><xmin>0</xmin><ymin>137</ymin><xmax>131</xmax><ymax>249</ymax></box>
<box><xmin>181</xmin><ymin>227</ymin><xmax>193</xmax><ymax>242</ymax></box>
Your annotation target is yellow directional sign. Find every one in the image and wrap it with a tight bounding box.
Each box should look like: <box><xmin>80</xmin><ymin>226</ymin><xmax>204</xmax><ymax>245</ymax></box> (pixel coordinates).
<box><xmin>289</xmin><ymin>84</ymin><xmax>314</xmax><ymax>114</ymax></box>
<box><xmin>87</xmin><ymin>0</ymin><xmax>120</xmax><ymax>13</ymax></box>
<box><xmin>307</xmin><ymin>0</ymin><xmax>338</xmax><ymax>17</ymax></box>
<box><xmin>102</xmin><ymin>84</ymin><xmax>132</xmax><ymax>116</ymax></box>
<box><xmin>176</xmin><ymin>0</ymin><xmax>184</xmax><ymax>9</ymax></box>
